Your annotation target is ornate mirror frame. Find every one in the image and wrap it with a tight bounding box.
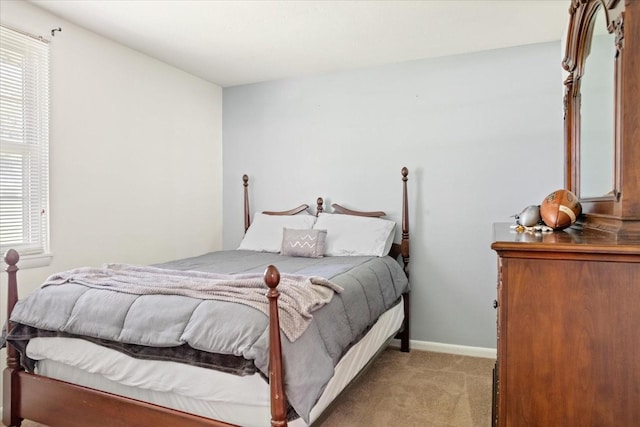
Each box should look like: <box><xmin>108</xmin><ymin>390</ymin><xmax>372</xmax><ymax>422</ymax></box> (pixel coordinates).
<box><xmin>563</xmin><ymin>0</ymin><xmax>640</xmax><ymax>237</ymax></box>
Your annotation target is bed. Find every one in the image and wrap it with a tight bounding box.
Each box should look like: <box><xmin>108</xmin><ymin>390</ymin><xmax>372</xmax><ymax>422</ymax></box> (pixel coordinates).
<box><xmin>2</xmin><ymin>167</ymin><xmax>411</xmax><ymax>427</ymax></box>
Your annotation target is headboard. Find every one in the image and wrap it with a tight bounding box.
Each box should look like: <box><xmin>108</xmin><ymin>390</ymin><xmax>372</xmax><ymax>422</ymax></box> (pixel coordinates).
<box><xmin>241</xmin><ymin>167</ymin><xmax>410</xmax><ymax>276</ymax></box>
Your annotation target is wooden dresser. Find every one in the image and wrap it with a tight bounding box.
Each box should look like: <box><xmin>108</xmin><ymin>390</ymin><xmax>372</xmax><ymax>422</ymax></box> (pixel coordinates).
<box><xmin>490</xmin><ymin>1</ymin><xmax>640</xmax><ymax>424</ymax></box>
<box><xmin>491</xmin><ymin>223</ymin><xmax>640</xmax><ymax>426</ymax></box>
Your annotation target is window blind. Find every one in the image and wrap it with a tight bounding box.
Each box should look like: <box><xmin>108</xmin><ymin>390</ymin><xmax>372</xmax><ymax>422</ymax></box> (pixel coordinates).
<box><xmin>0</xmin><ymin>25</ymin><xmax>50</xmax><ymax>256</ymax></box>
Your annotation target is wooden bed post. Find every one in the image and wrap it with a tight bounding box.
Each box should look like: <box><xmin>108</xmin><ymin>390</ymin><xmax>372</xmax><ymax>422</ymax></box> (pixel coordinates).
<box><xmin>243</xmin><ymin>174</ymin><xmax>250</xmax><ymax>232</ymax></box>
<box><xmin>316</xmin><ymin>197</ymin><xmax>324</xmax><ymax>216</ymax></box>
<box><xmin>3</xmin><ymin>249</ymin><xmax>22</xmax><ymax>427</ymax></box>
<box><xmin>399</xmin><ymin>167</ymin><xmax>410</xmax><ymax>353</ymax></box>
<box><xmin>264</xmin><ymin>265</ymin><xmax>287</xmax><ymax>427</ymax></box>
<box><xmin>400</xmin><ymin>167</ymin><xmax>410</xmax><ymax>278</ymax></box>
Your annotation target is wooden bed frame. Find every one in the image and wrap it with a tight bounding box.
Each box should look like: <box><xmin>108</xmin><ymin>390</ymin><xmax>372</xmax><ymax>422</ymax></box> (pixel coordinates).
<box><xmin>3</xmin><ymin>167</ymin><xmax>410</xmax><ymax>427</ymax></box>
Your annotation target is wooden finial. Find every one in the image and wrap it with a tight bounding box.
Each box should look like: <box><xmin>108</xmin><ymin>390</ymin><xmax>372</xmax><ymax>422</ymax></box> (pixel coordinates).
<box><xmin>264</xmin><ymin>265</ymin><xmax>281</xmax><ymax>290</ymax></box>
<box><xmin>4</xmin><ymin>248</ymin><xmax>19</xmax><ymax>267</ymax></box>
<box><xmin>316</xmin><ymin>197</ymin><xmax>324</xmax><ymax>215</ymax></box>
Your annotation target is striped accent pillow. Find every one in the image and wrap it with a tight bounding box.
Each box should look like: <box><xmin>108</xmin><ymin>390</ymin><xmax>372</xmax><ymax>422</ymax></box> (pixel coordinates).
<box><xmin>280</xmin><ymin>228</ymin><xmax>327</xmax><ymax>258</ymax></box>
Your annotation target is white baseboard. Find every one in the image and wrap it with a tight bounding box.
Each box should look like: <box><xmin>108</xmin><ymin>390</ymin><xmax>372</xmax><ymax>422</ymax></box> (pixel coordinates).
<box><xmin>391</xmin><ymin>338</ymin><xmax>497</xmax><ymax>359</ymax></box>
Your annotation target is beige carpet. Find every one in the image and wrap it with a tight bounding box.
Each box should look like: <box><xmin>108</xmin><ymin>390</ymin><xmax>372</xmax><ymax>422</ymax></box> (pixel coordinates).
<box><xmin>319</xmin><ymin>348</ymin><xmax>494</xmax><ymax>426</ymax></box>
<box><xmin>17</xmin><ymin>348</ymin><xmax>495</xmax><ymax>427</ymax></box>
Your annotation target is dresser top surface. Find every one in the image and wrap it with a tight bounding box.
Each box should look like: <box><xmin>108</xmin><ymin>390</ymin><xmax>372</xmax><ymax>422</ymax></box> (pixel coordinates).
<box><xmin>492</xmin><ymin>223</ymin><xmax>640</xmax><ymax>256</ymax></box>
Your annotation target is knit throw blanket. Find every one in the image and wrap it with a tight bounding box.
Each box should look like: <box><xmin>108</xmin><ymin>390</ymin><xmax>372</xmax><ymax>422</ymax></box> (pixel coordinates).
<box><xmin>42</xmin><ymin>264</ymin><xmax>344</xmax><ymax>342</ymax></box>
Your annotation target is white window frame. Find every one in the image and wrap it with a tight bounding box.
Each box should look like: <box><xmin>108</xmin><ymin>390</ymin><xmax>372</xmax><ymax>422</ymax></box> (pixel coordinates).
<box><xmin>0</xmin><ymin>25</ymin><xmax>51</xmax><ymax>268</ymax></box>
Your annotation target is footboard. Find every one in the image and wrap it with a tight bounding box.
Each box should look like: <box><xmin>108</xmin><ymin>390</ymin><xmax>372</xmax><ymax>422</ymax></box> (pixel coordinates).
<box><xmin>2</xmin><ymin>250</ymin><xmax>288</xmax><ymax>427</ymax></box>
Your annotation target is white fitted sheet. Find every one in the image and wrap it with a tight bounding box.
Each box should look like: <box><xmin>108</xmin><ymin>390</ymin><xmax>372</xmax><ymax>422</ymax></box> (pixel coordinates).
<box><xmin>27</xmin><ymin>297</ymin><xmax>404</xmax><ymax>427</ymax></box>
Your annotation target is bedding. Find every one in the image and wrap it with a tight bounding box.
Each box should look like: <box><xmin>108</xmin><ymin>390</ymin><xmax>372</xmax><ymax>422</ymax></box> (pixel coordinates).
<box><xmin>24</xmin><ymin>300</ymin><xmax>405</xmax><ymax>427</ymax></box>
<box><xmin>15</xmin><ymin>264</ymin><xmax>342</xmax><ymax>341</ymax></box>
<box><xmin>5</xmin><ymin>250</ymin><xmax>409</xmax><ymax>424</ymax></box>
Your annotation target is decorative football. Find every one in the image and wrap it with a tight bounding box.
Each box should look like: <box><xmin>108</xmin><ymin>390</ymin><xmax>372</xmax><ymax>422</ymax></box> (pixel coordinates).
<box><xmin>540</xmin><ymin>189</ymin><xmax>582</xmax><ymax>230</ymax></box>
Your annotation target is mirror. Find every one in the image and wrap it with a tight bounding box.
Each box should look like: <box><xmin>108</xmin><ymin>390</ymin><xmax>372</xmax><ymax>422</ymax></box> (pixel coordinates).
<box><xmin>561</xmin><ymin>0</ymin><xmax>640</xmax><ymax>237</ymax></box>
<box><xmin>563</xmin><ymin>0</ymin><xmax>640</xmax><ymax>237</ymax></box>
<box><xmin>578</xmin><ymin>8</ymin><xmax>616</xmax><ymax>198</ymax></box>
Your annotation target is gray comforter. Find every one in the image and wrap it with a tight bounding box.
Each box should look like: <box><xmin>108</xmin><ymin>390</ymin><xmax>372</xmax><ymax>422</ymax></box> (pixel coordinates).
<box><xmin>8</xmin><ymin>250</ymin><xmax>410</xmax><ymax>423</ymax></box>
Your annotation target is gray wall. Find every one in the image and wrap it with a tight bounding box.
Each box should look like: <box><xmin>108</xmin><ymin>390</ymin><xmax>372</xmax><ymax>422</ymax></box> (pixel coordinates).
<box><xmin>222</xmin><ymin>42</ymin><xmax>565</xmax><ymax>349</ymax></box>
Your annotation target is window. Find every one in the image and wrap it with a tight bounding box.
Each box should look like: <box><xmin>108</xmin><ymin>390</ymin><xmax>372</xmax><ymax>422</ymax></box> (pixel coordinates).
<box><xmin>0</xmin><ymin>25</ymin><xmax>50</xmax><ymax>265</ymax></box>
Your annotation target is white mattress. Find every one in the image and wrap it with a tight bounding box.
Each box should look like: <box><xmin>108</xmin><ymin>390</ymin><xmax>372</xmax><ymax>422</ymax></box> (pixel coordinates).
<box><xmin>27</xmin><ymin>297</ymin><xmax>404</xmax><ymax>427</ymax></box>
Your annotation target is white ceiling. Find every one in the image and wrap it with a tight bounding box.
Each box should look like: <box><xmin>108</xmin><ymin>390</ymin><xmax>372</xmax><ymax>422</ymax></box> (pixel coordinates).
<box><xmin>30</xmin><ymin>0</ymin><xmax>571</xmax><ymax>87</ymax></box>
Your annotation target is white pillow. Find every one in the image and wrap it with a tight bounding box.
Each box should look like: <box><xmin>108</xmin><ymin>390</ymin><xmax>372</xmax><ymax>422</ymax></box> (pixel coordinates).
<box><xmin>238</xmin><ymin>213</ymin><xmax>317</xmax><ymax>253</ymax></box>
<box><xmin>313</xmin><ymin>212</ymin><xmax>396</xmax><ymax>257</ymax></box>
